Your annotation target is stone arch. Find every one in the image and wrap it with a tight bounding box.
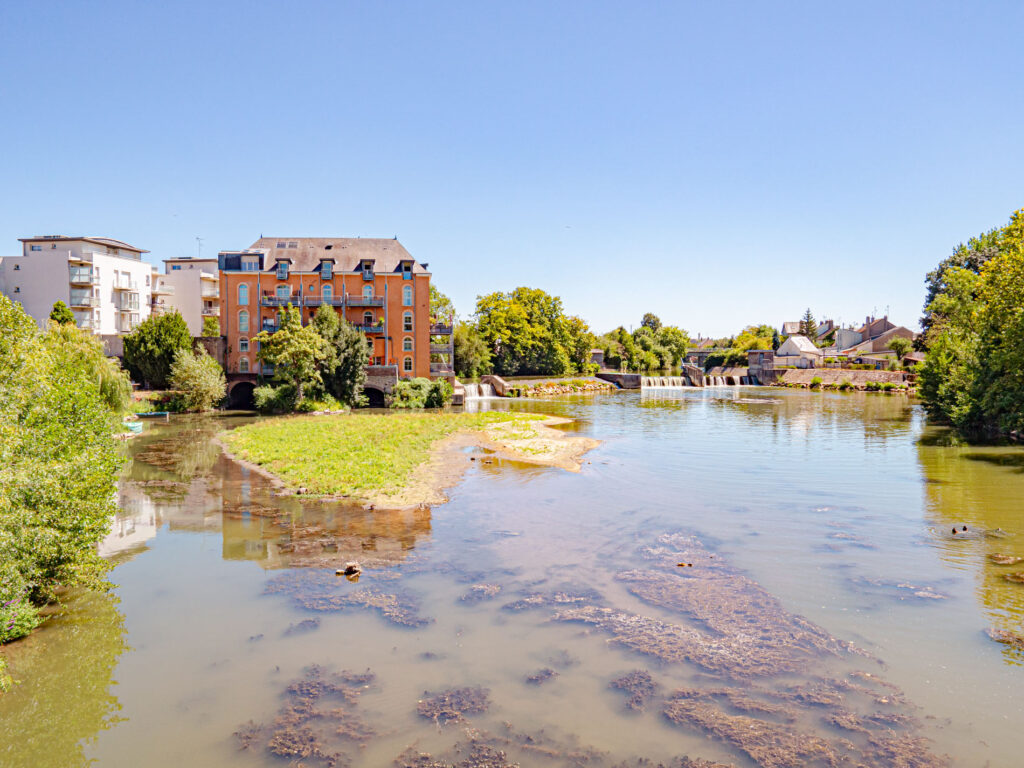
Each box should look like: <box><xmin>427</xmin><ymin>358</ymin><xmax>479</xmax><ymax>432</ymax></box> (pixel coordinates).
<box><xmin>361</xmin><ymin>384</ymin><xmax>387</xmax><ymax>408</ymax></box>
<box><xmin>228</xmin><ymin>381</ymin><xmax>256</xmax><ymax>410</ymax></box>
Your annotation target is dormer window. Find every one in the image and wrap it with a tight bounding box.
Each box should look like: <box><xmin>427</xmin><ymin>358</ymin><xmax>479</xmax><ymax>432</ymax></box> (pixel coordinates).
<box><xmin>276</xmin><ymin>261</ymin><xmax>289</xmax><ymax>280</ymax></box>
<box><xmin>361</xmin><ymin>260</ymin><xmax>374</xmax><ymax>280</ymax></box>
<box><xmin>321</xmin><ymin>260</ymin><xmax>333</xmax><ymax>279</ymax></box>
<box><xmin>401</xmin><ymin>261</ymin><xmax>413</xmax><ymax>280</ymax></box>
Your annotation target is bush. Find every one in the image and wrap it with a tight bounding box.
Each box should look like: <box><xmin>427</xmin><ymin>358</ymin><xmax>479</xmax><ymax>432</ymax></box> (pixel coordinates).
<box><xmin>123</xmin><ymin>311</ymin><xmax>192</xmax><ymax>388</ymax></box>
<box><xmin>391</xmin><ymin>378</ymin><xmax>453</xmax><ymax>409</ymax></box>
<box><xmin>0</xmin><ymin>296</ymin><xmax>123</xmax><ymax>644</ymax></box>
<box><xmin>169</xmin><ymin>348</ymin><xmax>226</xmax><ymax>412</ymax></box>
<box><xmin>810</xmin><ymin>376</ymin><xmax>823</xmax><ymax>388</ymax></box>
<box><xmin>254</xmin><ymin>383</ymin><xmax>298</xmax><ymax>413</ymax></box>
<box><xmin>201</xmin><ymin>316</ymin><xmax>220</xmax><ymax>337</ymax></box>
<box><xmin>838</xmin><ymin>378</ymin><xmax>853</xmax><ymax>391</ymax></box>
<box><xmin>295</xmin><ymin>395</ymin><xmax>343</xmax><ymax>412</ymax></box>
<box><xmin>45</xmin><ymin>323</ymin><xmax>132</xmax><ymax>413</ymax></box>
<box><xmin>49</xmin><ymin>300</ymin><xmax>75</xmax><ymax>325</ymax></box>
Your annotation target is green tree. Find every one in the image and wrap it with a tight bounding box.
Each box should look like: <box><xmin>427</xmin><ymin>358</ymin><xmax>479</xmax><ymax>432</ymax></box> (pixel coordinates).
<box><xmin>641</xmin><ymin>313</ymin><xmax>662</xmax><ymax>332</ymax></box>
<box><xmin>799</xmin><ymin>308</ymin><xmax>818</xmax><ymax>341</ymax></box>
<box><xmin>430</xmin><ymin>285</ymin><xmax>456</xmax><ymax>322</ymax></box>
<box><xmin>390</xmin><ymin>377</ymin><xmax>453</xmax><ymax>408</ymax></box>
<box><xmin>201</xmin><ymin>316</ymin><xmax>220</xmax><ymax>337</ymax></box>
<box><xmin>44</xmin><ymin>323</ymin><xmax>132</xmax><ymax>413</ymax></box>
<box><xmin>48</xmin><ymin>300</ymin><xmax>74</xmax><ymax>325</ymax></box>
<box><xmin>453</xmin><ymin>321</ymin><xmax>492</xmax><ymax>378</ymax></box>
<box><xmin>887</xmin><ymin>336</ymin><xmax>912</xmax><ymax>360</ymax></box>
<box><xmin>771</xmin><ymin>328</ymin><xmax>781</xmax><ymax>351</ymax></box>
<box><xmin>311</xmin><ymin>304</ymin><xmax>369</xmax><ymax>406</ymax></box>
<box><xmin>0</xmin><ymin>296</ymin><xmax>123</xmax><ymax>644</ymax></box>
<box><xmin>170</xmin><ymin>347</ymin><xmax>226</xmax><ymax>411</ymax></box>
<box><xmin>474</xmin><ymin>287</ymin><xmax>585</xmax><ymax>376</ymax></box>
<box><xmin>254</xmin><ymin>304</ymin><xmax>328</xmax><ymax>402</ymax></box>
<box><xmin>565</xmin><ymin>315</ymin><xmax>597</xmax><ymax>373</ymax></box>
<box><xmin>122</xmin><ymin>311</ymin><xmax>192</xmax><ymax>389</ymax></box>
<box><xmin>656</xmin><ymin>326</ymin><xmax>689</xmax><ymax>366</ymax></box>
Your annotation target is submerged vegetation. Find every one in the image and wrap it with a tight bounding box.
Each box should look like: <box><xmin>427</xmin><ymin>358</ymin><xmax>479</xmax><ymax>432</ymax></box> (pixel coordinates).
<box><xmin>222</xmin><ymin>411</ymin><xmax>546</xmax><ymax>498</ymax></box>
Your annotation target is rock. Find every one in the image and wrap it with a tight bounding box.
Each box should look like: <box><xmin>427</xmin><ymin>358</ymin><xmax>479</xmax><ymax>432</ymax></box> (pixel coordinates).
<box><xmin>989</xmin><ymin>554</ymin><xmax>1024</xmax><ymax>566</ymax></box>
<box><xmin>342</xmin><ymin>562</ymin><xmax>361</xmax><ymax>576</ymax></box>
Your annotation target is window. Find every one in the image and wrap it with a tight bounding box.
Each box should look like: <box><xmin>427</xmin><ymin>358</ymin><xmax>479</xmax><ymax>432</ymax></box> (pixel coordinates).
<box><xmin>363</xmin><ymin>311</ymin><xmax>373</xmax><ymax>325</ymax></box>
<box><xmin>403</xmin><ymin>337</ymin><xmax>413</xmax><ymax>352</ymax></box>
<box><xmin>238</xmin><ymin>310</ymin><xmax>249</xmax><ymax>333</ymax></box>
<box><xmin>276</xmin><ymin>261</ymin><xmax>289</xmax><ymax>279</ymax></box>
<box><xmin>322</xmin><ymin>285</ymin><xmax>332</xmax><ymax>301</ymax></box>
<box><xmin>287</xmin><ymin>241</ymin><xmax>298</xmax><ymax>248</ymax></box>
<box><xmin>276</xmin><ymin>285</ymin><xmax>289</xmax><ymax>301</ymax></box>
<box><xmin>13</xmin><ymin>264</ymin><xmax>19</xmax><ymax>270</ymax></box>
<box><xmin>239</xmin><ymin>337</ymin><xmax>249</xmax><ymax>352</ymax></box>
<box><xmin>238</xmin><ymin>284</ymin><xmax>249</xmax><ymax>305</ymax></box>
<box><xmin>361</xmin><ymin>261</ymin><xmax>373</xmax><ymax>279</ymax></box>
<box><xmin>146</xmin><ymin>275</ymin><xmax>150</xmax><ymax>286</ymax></box>
<box><xmin>30</xmin><ymin>245</ymin><xmax>41</xmax><ymax>251</ymax></box>
<box><xmin>321</xmin><ymin>260</ymin><xmax>333</xmax><ymax>279</ymax></box>
<box><xmin>402</xmin><ymin>262</ymin><xmax>412</xmax><ymax>279</ymax></box>
<box><xmin>403</xmin><ymin>285</ymin><xmax>412</xmax><ymax>306</ymax></box>
<box><xmin>171</xmin><ymin>264</ymin><xmax>181</xmax><ymax>270</ymax></box>
<box><xmin>362</xmin><ymin>285</ymin><xmax>373</xmax><ymax>299</ymax></box>
<box><xmin>276</xmin><ymin>241</ymin><xmax>287</xmax><ymax>248</ymax></box>
<box><xmin>239</xmin><ymin>357</ymin><xmax>249</xmax><ymax>373</ymax></box>
<box><xmin>403</xmin><ymin>357</ymin><xmax>413</xmax><ymax>373</ymax></box>
<box><xmin>242</xmin><ymin>258</ymin><xmax>258</xmax><ymax>271</ymax></box>
<box><xmin>403</xmin><ymin>311</ymin><xmax>413</xmax><ymax>332</ymax></box>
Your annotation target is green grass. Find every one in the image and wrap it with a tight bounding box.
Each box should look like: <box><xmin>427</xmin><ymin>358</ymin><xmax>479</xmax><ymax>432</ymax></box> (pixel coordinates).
<box><xmin>221</xmin><ymin>411</ymin><xmax>546</xmax><ymax>498</ymax></box>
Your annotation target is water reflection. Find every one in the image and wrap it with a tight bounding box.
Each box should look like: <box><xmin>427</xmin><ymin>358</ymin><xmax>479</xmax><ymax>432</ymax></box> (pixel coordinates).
<box><xmin>917</xmin><ymin>429</ymin><xmax>1024</xmax><ymax>661</ymax></box>
<box><xmin>0</xmin><ymin>590</ymin><xmax>128</xmax><ymax>768</ymax></box>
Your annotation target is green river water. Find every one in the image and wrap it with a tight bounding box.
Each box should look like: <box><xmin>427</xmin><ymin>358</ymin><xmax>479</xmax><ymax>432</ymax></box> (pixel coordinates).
<box><xmin>2</xmin><ymin>388</ymin><xmax>1023</xmax><ymax>767</ymax></box>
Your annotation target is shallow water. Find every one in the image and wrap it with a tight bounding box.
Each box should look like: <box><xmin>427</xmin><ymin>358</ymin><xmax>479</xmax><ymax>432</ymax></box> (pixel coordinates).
<box><xmin>3</xmin><ymin>389</ymin><xmax>1024</xmax><ymax>767</ymax></box>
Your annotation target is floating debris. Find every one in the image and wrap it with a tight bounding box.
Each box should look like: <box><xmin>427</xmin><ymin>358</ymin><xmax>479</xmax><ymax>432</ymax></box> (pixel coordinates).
<box><xmin>284</xmin><ymin>618</ymin><xmax>321</xmax><ymax>636</ymax></box>
<box><xmin>524</xmin><ymin>668</ymin><xmax>558</xmax><ymax>685</ymax></box>
<box><xmin>849</xmin><ymin>576</ymin><xmax>948</xmax><ymax>602</ymax></box>
<box><xmin>459</xmin><ymin>583</ymin><xmax>503</xmax><ymax>604</ymax></box>
<box><xmin>265</xmin><ymin>572</ymin><xmax>433</xmax><ymax>627</ymax></box>
<box><xmin>501</xmin><ymin>588</ymin><xmax>601</xmax><ymax>612</ymax></box>
<box><xmin>609</xmin><ymin>670</ymin><xmax>658</xmax><ymax>711</ymax></box>
<box><xmin>1004</xmin><ymin>572</ymin><xmax>1024</xmax><ymax>585</ymax></box>
<box><xmin>417</xmin><ymin>687</ymin><xmax>490</xmax><ymax>725</ymax></box>
<box><xmin>989</xmin><ymin>554</ymin><xmax>1024</xmax><ymax>566</ymax></box>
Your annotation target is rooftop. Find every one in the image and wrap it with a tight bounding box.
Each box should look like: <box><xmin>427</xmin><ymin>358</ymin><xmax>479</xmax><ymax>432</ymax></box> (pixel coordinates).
<box><xmin>19</xmin><ymin>236</ymin><xmax>148</xmax><ymax>253</ymax></box>
<box><xmin>247</xmin><ymin>237</ymin><xmax>427</xmax><ymax>274</ymax></box>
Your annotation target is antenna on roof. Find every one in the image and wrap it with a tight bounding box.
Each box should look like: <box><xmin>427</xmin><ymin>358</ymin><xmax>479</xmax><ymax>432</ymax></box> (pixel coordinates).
<box><xmin>196</xmin><ymin>236</ymin><xmax>204</xmax><ymax>260</ymax></box>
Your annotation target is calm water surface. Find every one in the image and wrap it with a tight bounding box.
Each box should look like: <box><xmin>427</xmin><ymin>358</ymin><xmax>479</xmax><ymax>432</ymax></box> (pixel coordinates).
<box><xmin>3</xmin><ymin>388</ymin><xmax>1024</xmax><ymax>767</ymax></box>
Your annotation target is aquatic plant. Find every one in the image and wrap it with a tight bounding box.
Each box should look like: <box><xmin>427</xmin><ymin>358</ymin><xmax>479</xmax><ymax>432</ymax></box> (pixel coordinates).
<box><xmin>609</xmin><ymin>670</ymin><xmax>658</xmax><ymax>711</ymax></box>
<box><xmin>524</xmin><ymin>668</ymin><xmax>558</xmax><ymax>685</ymax></box>
<box><xmin>416</xmin><ymin>686</ymin><xmax>490</xmax><ymax>725</ymax></box>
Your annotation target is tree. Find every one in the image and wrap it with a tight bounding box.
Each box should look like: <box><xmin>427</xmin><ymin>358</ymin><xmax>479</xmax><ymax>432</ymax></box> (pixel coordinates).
<box><xmin>49</xmin><ymin>300</ymin><xmax>74</xmax><ymax>325</ymax></box>
<box><xmin>641</xmin><ymin>313</ymin><xmax>662</xmax><ymax>332</ymax></box>
<box><xmin>655</xmin><ymin>326</ymin><xmax>689</xmax><ymax>366</ymax></box>
<box><xmin>799</xmin><ymin>309</ymin><xmax>818</xmax><ymax>341</ymax></box>
<box><xmin>771</xmin><ymin>328</ymin><xmax>781</xmax><ymax>351</ymax></box>
<box><xmin>254</xmin><ymin>304</ymin><xmax>328</xmax><ymax>402</ymax></box>
<box><xmin>45</xmin><ymin>323</ymin><xmax>132</xmax><ymax>413</ymax></box>
<box><xmin>201</xmin><ymin>316</ymin><xmax>221</xmax><ymax>337</ymax></box>
<box><xmin>170</xmin><ymin>347</ymin><xmax>226</xmax><ymax>411</ymax></box>
<box><xmin>391</xmin><ymin>377</ymin><xmax>453</xmax><ymax>408</ymax></box>
<box><xmin>453</xmin><ymin>321</ymin><xmax>492</xmax><ymax>378</ymax></box>
<box><xmin>311</xmin><ymin>303</ymin><xmax>369</xmax><ymax>406</ymax></box>
<box><xmin>123</xmin><ymin>311</ymin><xmax>192</xmax><ymax>389</ymax></box>
<box><xmin>887</xmin><ymin>336</ymin><xmax>912</xmax><ymax>361</ymax></box>
<box><xmin>0</xmin><ymin>295</ymin><xmax>123</xmax><ymax>643</ymax></box>
<box><xmin>430</xmin><ymin>285</ymin><xmax>456</xmax><ymax>323</ymax></box>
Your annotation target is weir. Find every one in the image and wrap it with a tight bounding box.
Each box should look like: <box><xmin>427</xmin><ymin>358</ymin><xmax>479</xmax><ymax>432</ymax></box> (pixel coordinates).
<box><xmin>463</xmin><ymin>382</ymin><xmax>497</xmax><ymax>399</ymax></box>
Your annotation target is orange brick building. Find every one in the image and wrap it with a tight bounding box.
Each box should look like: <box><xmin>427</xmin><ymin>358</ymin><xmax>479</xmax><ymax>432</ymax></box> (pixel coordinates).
<box><xmin>218</xmin><ymin>237</ymin><xmax>452</xmax><ymax>406</ymax></box>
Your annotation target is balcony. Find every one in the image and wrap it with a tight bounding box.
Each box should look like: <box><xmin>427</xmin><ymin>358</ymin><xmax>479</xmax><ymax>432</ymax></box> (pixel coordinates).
<box><xmin>151</xmin><ymin>283</ymin><xmax>175</xmax><ymax>295</ymax></box>
<box><xmin>260</xmin><ymin>294</ymin><xmax>298</xmax><ymax>307</ymax></box>
<box><xmin>353</xmin><ymin>324</ymin><xmax>385</xmax><ymax>334</ymax></box>
<box><xmin>68</xmin><ymin>268</ymin><xmax>98</xmax><ymax>285</ymax></box>
<box><xmin>202</xmin><ymin>305</ymin><xmax>219</xmax><ymax>316</ymax></box>
<box><xmin>346</xmin><ymin>294</ymin><xmax>384</xmax><ymax>307</ymax></box>
<box><xmin>261</xmin><ymin>321</ymin><xmax>278</xmax><ymax>333</ymax></box>
<box><xmin>74</xmin><ymin>316</ymin><xmax>95</xmax><ymax>330</ymax></box>
<box><xmin>429</xmin><ymin>343</ymin><xmax>451</xmax><ymax>354</ymax></box>
<box><xmin>69</xmin><ymin>293</ymin><xmax>98</xmax><ymax>307</ymax></box>
<box><xmin>429</xmin><ymin>363</ymin><xmax>454</xmax><ymax>375</ymax></box>
<box><xmin>113</xmin><ymin>281</ymin><xmax>140</xmax><ymax>292</ymax></box>
<box><xmin>303</xmin><ymin>296</ymin><xmax>344</xmax><ymax>307</ymax></box>
<box><xmin>201</xmin><ymin>287</ymin><xmax>220</xmax><ymax>298</ymax></box>
<box><xmin>430</xmin><ymin>323</ymin><xmax>453</xmax><ymax>335</ymax></box>
<box><xmin>118</xmin><ymin>297</ymin><xmax>141</xmax><ymax>311</ymax></box>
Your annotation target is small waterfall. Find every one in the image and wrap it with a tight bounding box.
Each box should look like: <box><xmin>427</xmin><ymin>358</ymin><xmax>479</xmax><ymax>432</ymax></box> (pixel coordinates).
<box><xmin>464</xmin><ymin>383</ymin><xmax>497</xmax><ymax>399</ymax></box>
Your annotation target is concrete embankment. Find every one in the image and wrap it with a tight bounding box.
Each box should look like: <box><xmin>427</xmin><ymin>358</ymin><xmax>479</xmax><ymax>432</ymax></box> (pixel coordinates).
<box><xmin>777</xmin><ymin>369</ymin><xmax>907</xmax><ymax>387</ymax></box>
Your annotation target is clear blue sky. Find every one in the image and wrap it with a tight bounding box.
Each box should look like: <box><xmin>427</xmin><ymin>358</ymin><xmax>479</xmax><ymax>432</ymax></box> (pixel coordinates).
<box><xmin>2</xmin><ymin>1</ymin><xmax>1022</xmax><ymax>336</ymax></box>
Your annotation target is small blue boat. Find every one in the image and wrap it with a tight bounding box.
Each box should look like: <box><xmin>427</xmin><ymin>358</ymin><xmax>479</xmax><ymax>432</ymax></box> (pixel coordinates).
<box><xmin>122</xmin><ymin>420</ymin><xmax>144</xmax><ymax>434</ymax></box>
<box><xmin>136</xmin><ymin>411</ymin><xmax>170</xmax><ymax>419</ymax></box>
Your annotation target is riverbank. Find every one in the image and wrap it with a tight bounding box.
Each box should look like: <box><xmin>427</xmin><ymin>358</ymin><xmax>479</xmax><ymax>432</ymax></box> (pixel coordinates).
<box><xmin>219</xmin><ymin>411</ymin><xmax>599</xmax><ymax>507</ymax></box>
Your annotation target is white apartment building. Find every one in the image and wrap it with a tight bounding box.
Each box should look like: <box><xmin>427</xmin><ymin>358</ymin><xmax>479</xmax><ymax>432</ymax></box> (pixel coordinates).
<box><xmin>159</xmin><ymin>256</ymin><xmax>221</xmax><ymax>335</ymax></box>
<box><xmin>1</xmin><ymin>236</ymin><xmax>153</xmax><ymax>334</ymax></box>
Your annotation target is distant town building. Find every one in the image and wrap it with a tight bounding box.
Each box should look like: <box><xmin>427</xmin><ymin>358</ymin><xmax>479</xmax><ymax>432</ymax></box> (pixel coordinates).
<box><xmin>0</xmin><ymin>236</ymin><xmax>152</xmax><ymax>334</ymax></box>
<box><xmin>775</xmin><ymin>334</ymin><xmax>823</xmax><ymax>368</ymax></box>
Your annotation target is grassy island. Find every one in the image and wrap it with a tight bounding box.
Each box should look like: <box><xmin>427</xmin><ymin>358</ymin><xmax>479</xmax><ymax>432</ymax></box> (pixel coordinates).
<box><xmin>221</xmin><ymin>411</ymin><xmax>598</xmax><ymax>506</ymax></box>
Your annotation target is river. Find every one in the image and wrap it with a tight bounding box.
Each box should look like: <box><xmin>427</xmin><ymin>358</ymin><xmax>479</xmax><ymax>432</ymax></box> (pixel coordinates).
<box><xmin>2</xmin><ymin>387</ymin><xmax>1023</xmax><ymax>767</ymax></box>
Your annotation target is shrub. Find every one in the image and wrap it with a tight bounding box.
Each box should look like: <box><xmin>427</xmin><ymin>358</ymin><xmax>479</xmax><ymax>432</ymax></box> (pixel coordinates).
<box><xmin>295</xmin><ymin>395</ymin><xmax>343</xmax><ymax>412</ymax></box>
<box><xmin>838</xmin><ymin>378</ymin><xmax>853</xmax><ymax>391</ymax></box>
<box><xmin>391</xmin><ymin>378</ymin><xmax>453</xmax><ymax>408</ymax></box>
<box><xmin>123</xmin><ymin>311</ymin><xmax>192</xmax><ymax>388</ymax></box>
<box><xmin>201</xmin><ymin>316</ymin><xmax>220</xmax><ymax>337</ymax></box>
<box><xmin>45</xmin><ymin>323</ymin><xmax>132</xmax><ymax>413</ymax></box>
<box><xmin>254</xmin><ymin>383</ymin><xmax>298</xmax><ymax>413</ymax></box>
<box><xmin>810</xmin><ymin>376</ymin><xmax>823</xmax><ymax>388</ymax></box>
<box><xmin>49</xmin><ymin>300</ymin><xmax>75</xmax><ymax>325</ymax></box>
<box><xmin>169</xmin><ymin>348</ymin><xmax>227</xmax><ymax>412</ymax></box>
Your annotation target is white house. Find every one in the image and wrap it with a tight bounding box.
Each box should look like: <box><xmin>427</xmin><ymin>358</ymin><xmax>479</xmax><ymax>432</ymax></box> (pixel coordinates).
<box><xmin>158</xmin><ymin>256</ymin><xmax>221</xmax><ymax>335</ymax></box>
<box><xmin>775</xmin><ymin>334</ymin><xmax>823</xmax><ymax>368</ymax></box>
<box><xmin>0</xmin><ymin>236</ymin><xmax>153</xmax><ymax>335</ymax></box>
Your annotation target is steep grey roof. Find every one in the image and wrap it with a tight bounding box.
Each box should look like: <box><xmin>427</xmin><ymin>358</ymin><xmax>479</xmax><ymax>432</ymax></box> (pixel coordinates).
<box><xmin>248</xmin><ymin>237</ymin><xmax>426</xmax><ymax>273</ymax></box>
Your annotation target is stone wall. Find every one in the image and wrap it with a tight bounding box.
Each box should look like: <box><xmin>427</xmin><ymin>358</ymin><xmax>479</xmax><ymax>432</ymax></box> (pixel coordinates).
<box><xmin>778</xmin><ymin>369</ymin><xmax>906</xmax><ymax>386</ymax></box>
<box><xmin>596</xmin><ymin>372</ymin><xmax>642</xmax><ymax>389</ymax></box>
